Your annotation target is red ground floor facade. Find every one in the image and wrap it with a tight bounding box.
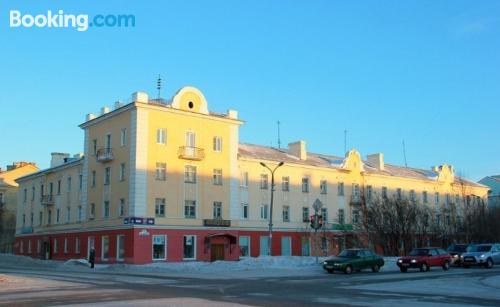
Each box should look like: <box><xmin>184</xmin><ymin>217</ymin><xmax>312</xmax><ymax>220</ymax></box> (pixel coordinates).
<box><xmin>14</xmin><ymin>226</ymin><xmax>358</xmax><ymax>264</ymax></box>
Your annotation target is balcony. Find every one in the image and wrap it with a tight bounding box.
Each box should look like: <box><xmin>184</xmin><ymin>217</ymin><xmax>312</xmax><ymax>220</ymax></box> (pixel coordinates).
<box><xmin>178</xmin><ymin>146</ymin><xmax>205</xmax><ymax>161</ymax></box>
<box><xmin>41</xmin><ymin>195</ymin><xmax>55</xmax><ymax>206</ymax></box>
<box><xmin>350</xmin><ymin>195</ymin><xmax>362</xmax><ymax>205</ymax></box>
<box><xmin>96</xmin><ymin>148</ymin><xmax>114</xmax><ymax>163</ymax></box>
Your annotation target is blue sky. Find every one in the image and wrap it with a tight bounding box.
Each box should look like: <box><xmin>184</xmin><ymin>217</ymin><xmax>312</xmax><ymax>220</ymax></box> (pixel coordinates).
<box><xmin>0</xmin><ymin>0</ymin><xmax>499</xmax><ymax>180</ymax></box>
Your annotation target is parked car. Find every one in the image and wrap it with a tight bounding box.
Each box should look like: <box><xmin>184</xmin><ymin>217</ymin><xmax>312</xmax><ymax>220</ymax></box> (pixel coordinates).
<box><xmin>323</xmin><ymin>249</ymin><xmax>384</xmax><ymax>274</ymax></box>
<box><xmin>397</xmin><ymin>248</ymin><xmax>451</xmax><ymax>272</ymax></box>
<box><xmin>447</xmin><ymin>243</ymin><xmax>472</xmax><ymax>266</ymax></box>
<box><xmin>461</xmin><ymin>243</ymin><xmax>500</xmax><ymax>268</ymax></box>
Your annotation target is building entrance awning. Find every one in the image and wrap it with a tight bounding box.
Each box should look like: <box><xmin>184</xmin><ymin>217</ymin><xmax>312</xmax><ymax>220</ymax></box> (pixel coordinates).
<box><xmin>204</xmin><ymin>233</ymin><xmax>237</xmax><ymax>245</ymax></box>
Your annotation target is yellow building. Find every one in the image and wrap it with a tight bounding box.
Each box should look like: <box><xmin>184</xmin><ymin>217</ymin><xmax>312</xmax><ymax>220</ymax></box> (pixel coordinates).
<box><xmin>0</xmin><ymin>162</ymin><xmax>38</xmax><ymax>252</ymax></box>
<box><xmin>14</xmin><ymin>86</ymin><xmax>489</xmax><ymax>263</ymax></box>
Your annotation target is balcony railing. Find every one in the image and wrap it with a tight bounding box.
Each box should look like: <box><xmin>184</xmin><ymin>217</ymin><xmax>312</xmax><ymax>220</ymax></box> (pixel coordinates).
<box><xmin>350</xmin><ymin>195</ymin><xmax>362</xmax><ymax>205</ymax></box>
<box><xmin>96</xmin><ymin>147</ymin><xmax>114</xmax><ymax>162</ymax></box>
<box><xmin>41</xmin><ymin>195</ymin><xmax>55</xmax><ymax>205</ymax></box>
<box><xmin>178</xmin><ymin>146</ymin><xmax>205</xmax><ymax>161</ymax></box>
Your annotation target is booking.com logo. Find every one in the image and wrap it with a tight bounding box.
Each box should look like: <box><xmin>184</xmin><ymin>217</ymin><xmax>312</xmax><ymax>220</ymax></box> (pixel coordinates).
<box><xmin>9</xmin><ymin>10</ymin><xmax>135</xmax><ymax>32</ymax></box>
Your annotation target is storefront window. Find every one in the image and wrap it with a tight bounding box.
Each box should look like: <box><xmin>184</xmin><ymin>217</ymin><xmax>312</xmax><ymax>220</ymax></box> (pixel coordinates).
<box><xmin>102</xmin><ymin>236</ymin><xmax>109</xmax><ymax>260</ymax></box>
<box><xmin>183</xmin><ymin>235</ymin><xmax>196</xmax><ymax>259</ymax></box>
<box><xmin>239</xmin><ymin>236</ymin><xmax>250</xmax><ymax>257</ymax></box>
<box><xmin>152</xmin><ymin>235</ymin><xmax>166</xmax><ymax>260</ymax></box>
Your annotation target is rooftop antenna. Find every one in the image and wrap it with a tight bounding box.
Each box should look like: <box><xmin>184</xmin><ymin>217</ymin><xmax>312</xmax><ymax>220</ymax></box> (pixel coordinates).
<box><xmin>156</xmin><ymin>74</ymin><xmax>162</xmax><ymax>99</ymax></box>
<box><xmin>402</xmin><ymin>139</ymin><xmax>408</xmax><ymax>168</ymax></box>
<box><xmin>344</xmin><ymin>129</ymin><xmax>347</xmax><ymax>155</ymax></box>
<box><xmin>277</xmin><ymin>120</ymin><xmax>281</xmax><ymax>149</ymax></box>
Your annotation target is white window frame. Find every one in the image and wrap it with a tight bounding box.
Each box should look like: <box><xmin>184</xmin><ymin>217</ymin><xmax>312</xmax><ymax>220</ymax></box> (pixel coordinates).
<box><xmin>53</xmin><ymin>239</ymin><xmax>58</xmax><ymax>254</ymax></box>
<box><xmin>75</xmin><ymin>237</ymin><xmax>80</xmax><ymax>254</ymax></box>
<box><xmin>119</xmin><ymin>163</ymin><xmax>126</xmax><ymax>181</ymax></box>
<box><xmin>241</xmin><ymin>172</ymin><xmax>249</xmax><ymax>188</ymax></box>
<box><xmin>119</xmin><ymin>199</ymin><xmax>125</xmax><ymax>217</ymax></box>
<box><xmin>213</xmin><ymin>169</ymin><xmax>223</xmax><ymax>185</ymax></box>
<box><xmin>101</xmin><ymin>236</ymin><xmax>109</xmax><ymax>261</ymax></box>
<box><xmin>156</xmin><ymin>128</ymin><xmax>166</xmax><ymax>145</ymax></box>
<box><xmin>117</xmin><ymin>235</ymin><xmax>125</xmax><ymax>261</ymax></box>
<box><xmin>241</xmin><ymin>203</ymin><xmax>249</xmax><ymax>219</ymax></box>
<box><xmin>64</xmin><ymin>238</ymin><xmax>68</xmax><ymax>254</ymax></box>
<box><xmin>282</xmin><ymin>205</ymin><xmax>290</xmax><ymax>222</ymax></box>
<box><xmin>28</xmin><ymin>240</ymin><xmax>32</xmax><ymax>254</ymax></box>
<box><xmin>103</xmin><ymin>201</ymin><xmax>110</xmax><ymax>218</ymax></box>
<box><xmin>152</xmin><ymin>234</ymin><xmax>167</xmax><ymax>261</ymax></box>
<box><xmin>239</xmin><ymin>236</ymin><xmax>251</xmax><ymax>258</ymax></box>
<box><xmin>155</xmin><ymin>162</ymin><xmax>167</xmax><ymax>181</ymax></box>
<box><xmin>213</xmin><ymin>201</ymin><xmax>222</xmax><ymax>219</ymax></box>
<box><xmin>213</xmin><ymin>136</ymin><xmax>222</xmax><ymax>152</ymax></box>
<box><xmin>120</xmin><ymin>128</ymin><xmax>127</xmax><ymax>146</ymax></box>
<box><xmin>183</xmin><ymin>235</ymin><xmax>197</xmax><ymax>260</ymax></box>
<box><xmin>260</xmin><ymin>204</ymin><xmax>269</xmax><ymax>220</ymax></box>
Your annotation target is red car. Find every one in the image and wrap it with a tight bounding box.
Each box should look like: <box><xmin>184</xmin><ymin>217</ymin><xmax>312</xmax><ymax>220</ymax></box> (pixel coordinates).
<box><xmin>397</xmin><ymin>248</ymin><xmax>451</xmax><ymax>272</ymax></box>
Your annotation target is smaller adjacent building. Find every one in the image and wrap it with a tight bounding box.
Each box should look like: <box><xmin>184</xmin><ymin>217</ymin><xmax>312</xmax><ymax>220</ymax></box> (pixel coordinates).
<box><xmin>479</xmin><ymin>175</ymin><xmax>500</xmax><ymax>207</ymax></box>
<box><xmin>0</xmin><ymin>162</ymin><xmax>39</xmax><ymax>252</ymax></box>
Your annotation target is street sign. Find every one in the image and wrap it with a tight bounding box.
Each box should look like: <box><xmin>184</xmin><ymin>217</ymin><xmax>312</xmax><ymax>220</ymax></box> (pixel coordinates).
<box><xmin>312</xmin><ymin>198</ymin><xmax>323</xmax><ymax>212</ymax></box>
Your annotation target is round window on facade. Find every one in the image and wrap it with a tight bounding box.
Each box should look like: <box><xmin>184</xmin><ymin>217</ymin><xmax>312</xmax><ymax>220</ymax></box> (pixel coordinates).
<box><xmin>188</xmin><ymin>101</ymin><xmax>194</xmax><ymax>109</ymax></box>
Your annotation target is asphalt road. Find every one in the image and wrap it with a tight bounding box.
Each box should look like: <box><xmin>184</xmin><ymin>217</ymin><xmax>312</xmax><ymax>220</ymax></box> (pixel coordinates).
<box><xmin>1</xmin><ymin>264</ymin><xmax>500</xmax><ymax>306</ymax></box>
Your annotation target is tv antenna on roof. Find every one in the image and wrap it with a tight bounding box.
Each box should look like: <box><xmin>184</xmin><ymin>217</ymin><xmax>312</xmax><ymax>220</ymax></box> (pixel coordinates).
<box><xmin>402</xmin><ymin>139</ymin><xmax>408</xmax><ymax>168</ymax></box>
<box><xmin>277</xmin><ymin>120</ymin><xmax>281</xmax><ymax>149</ymax></box>
<box><xmin>156</xmin><ymin>74</ymin><xmax>162</xmax><ymax>99</ymax></box>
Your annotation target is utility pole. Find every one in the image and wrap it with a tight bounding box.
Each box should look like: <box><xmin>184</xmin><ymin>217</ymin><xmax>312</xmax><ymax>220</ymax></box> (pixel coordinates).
<box><xmin>260</xmin><ymin>161</ymin><xmax>284</xmax><ymax>256</ymax></box>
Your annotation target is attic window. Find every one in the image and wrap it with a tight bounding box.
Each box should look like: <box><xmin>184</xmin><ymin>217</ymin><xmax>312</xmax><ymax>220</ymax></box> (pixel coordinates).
<box><xmin>188</xmin><ymin>101</ymin><xmax>194</xmax><ymax>109</ymax></box>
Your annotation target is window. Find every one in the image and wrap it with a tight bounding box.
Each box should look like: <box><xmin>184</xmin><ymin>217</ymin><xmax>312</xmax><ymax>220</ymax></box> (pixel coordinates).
<box><xmin>48</xmin><ymin>210</ymin><xmax>52</xmax><ymax>224</ymax></box>
<box><xmin>152</xmin><ymin>235</ymin><xmax>166</xmax><ymax>260</ymax></box>
<box><xmin>120</xmin><ymin>128</ymin><xmax>127</xmax><ymax>146</ymax></box>
<box><xmin>37</xmin><ymin>240</ymin><xmax>41</xmax><ymax>254</ymax></box>
<box><xmin>353</xmin><ymin>184</ymin><xmax>360</xmax><ymax>200</ymax></box>
<box><xmin>20</xmin><ymin>241</ymin><xmax>24</xmax><ymax>253</ymax></box>
<box><xmin>102</xmin><ymin>236</ymin><xmax>109</xmax><ymax>261</ymax></box>
<box><xmin>338</xmin><ymin>182</ymin><xmax>345</xmax><ymax>196</ymax></box>
<box><xmin>31</xmin><ymin>186</ymin><xmax>35</xmax><ymax>201</ymax></box>
<box><xmin>260</xmin><ymin>204</ymin><xmax>269</xmax><ymax>219</ymax></box>
<box><xmin>321</xmin><ymin>207</ymin><xmax>328</xmax><ymax>223</ymax></box>
<box><xmin>104</xmin><ymin>167</ymin><xmax>111</xmax><ymax>185</ymax></box>
<box><xmin>57</xmin><ymin>180</ymin><xmax>61</xmax><ymax>195</ymax></box>
<box><xmin>67</xmin><ymin>176</ymin><xmax>72</xmax><ymax>192</ymax></box>
<box><xmin>282</xmin><ymin>205</ymin><xmax>290</xmax><ymax>222</ymax></box>
<box><xmin>28</xmin><ymin>240</ymin><xmax>32</xmax><ymax>254</ymax></box>
<box><xmin>79</xmin><ymin>174</ymin><xmax>83</xmax><ymax>190</ymax></box>
<box><xmin>91</xmin><ymin>171</ymin><xmax>96</xmax><ymax>187</ymax></box>
<box><xmin>155</xmin><ymin>162</ymin><xmax>166</xmax><ymax>181</ymax></box>
<box><xmin>260</xmin><ymin>174</ymin><xmax>268</xmax><ymax>189</ymax></box>
<box><xmin>435</xmin><ymin>192</ymin><xmax>440</xmax><ymax>204</ymax></box>
<box><xmin>66</xmin><ymin>207</ymin><xmax>71</xmax><ymax>222</ymax></box>
<box><xmin>64</xmin><ymin>238</ymin><xmax>68</xmax><ymax>254</ymax></box>
<box><xmin>56</xmin><ymin>208</ymin><xmax>60</xmax><ymax>223</ymax></box>
<box><xmin>302</xmin><ymin>178</ymin><xmax>309</xmax><ymax>193</ymax></box>
<box><xmin>155</xmin><ymin>198</ymin><xmax>166</xmax><ymax>217</ymax></box>
<box><xmin>352</xmin><ymin>209</ymin><xmax>360</xmax><ymax>224</ymax></box>
<box><xmin>213</xmin><ymin>169</ymin><xmax>223</xmax><ymax>185</ymax></box>
<box><xmin>30</xmin><ymin>213</ymin><xmax>33</xmax><ymax>226</ymax></box>
<box><xmin>156</xmin><ymin>128</ymin><xmax>166</xmax><ymax>144</ymax></box>
<box><xmin>119</xmin><ymin>199</ymin><xmax>125</xmax><ymax>217</ymax></box>
<box><xmin>184</xmin><ymin>200</ymin><xmax>196</xmax><ymax>218</ymax></box>
<box><xmin>423</xmin><ymin>191</ymin><xmax>428</xmax><ymax>203</ymax></box>
<box><xmin>92</xmin><ymin>139</ymin><xmax>97</xmax><ymax>155</ymax></box>
<box><xmin>302</xmin><ymin>207</ymin><xmax>310</xmax><ymax>222</ymax></box>
<box><xmin>185</xmin><ymin>166</ymin><xmax>197</xmax><ymax>183</ymax></box>
<box><xmin>242</xmin><ymin>204</ymin><xmax>248</xmax><ymax>219</ymax></box>
<box><xmin>53</xmin><ymin>239</ymin><xmax>58</xmax><ymax>254</ymax></box>
<box><xmin>366</xmin><ymin>185</ymin><xmax>373</xmax><ymax>201</ymax></box>
<box><xmin>445</xmin><ymin>194</ymin><xmax>450</xmax><ymax>206</ymax></box>
<box><xmin>338</xmin><ymin>209</ymin><xmax>345</xmax><ymax>224</ymax></box>
<box><xmin>90</xmin><ymin>203</ymin><xmax>95</xmax><ymax>219</ymax></box>
<box><xmin>410</xmin><ymin>190</ymin><xmax>416</xmax><ymax>201</ymax></box>
<box><xmin>396</xmin><ymin>188</ymin><xmax>402</xmax><ymax>200</ymax></box>
<box><xmin>282</xmin><ymin>176</ymin><xmax>290</xmax><ymax>191</ymax></box>
<box><xmin>22</xmin><ymin>214</ymin><xmax>26</xmax><ymax>227</ymax></box>
<box><xmin>239</xmin><ymin>236</ymin><xmax>250</xmax><ymax>257</ymax></box>
<box><xmin>382</xmin><ymin>186</ymin><xmax>388</xmax><ymax>199</ymax></box>
<box><xmin>241</xmin><ymin>172</ymin><xmax>249</xmax><ymax>188</ymax></box>
<box><xmin>40</xmin><ymin>184</ymin><xmax>44</xmax><ymax>198</ymax></box>
<box><xmin>39</xmin><ymin>211</ymin><xmax>43</xmax><ymax>225</ymax></box>
<box><xmin>213</xmin><ymin>202</ymin><xmax>222</xmax><ymax>219</ymax></box>
<box><xmin>75</xmin><ymin>237</ymin><xmax>80</xmax><ymax>254</ymax></box>
<box><xmin>183</xmin><ymin>235</ymin><xmax>196</xmax><ymax>260</ymax></box>
<box><xmin>23</xmin><ymin>189</ymin><xmax>27</xmax><ymax>202</ymax></box>
<box><xmin>119</xmin><ymin>163</ymin><xmax>126</xmax><ymax>181</ymax></box>
<box><xmin>213</xmin><ymin>136</ymin><xmax>222</xmax><ymax>152</ymax></box>
<box><xmin>320</xmin><ymin>180</ymin><xmax>327</xmax><ymax>194</ymax></box>
<box><xmin>117</xmin><ymin>235</ymin><xmax>125</xmax><ymax>261</ymax></box>
<box><xmin>103</xmin><ymin>201</ymin><xmax>110</xmax><ymax>218</ymax></box>
<box><xmin>186</xmin><ymin>131</ymin><xmax>195</xmax><ymax>147</ymax></box>
<box><xmin>78</xmin><ymin>206</ymin><xmax>82</xmax><ymax>222</ymax></box>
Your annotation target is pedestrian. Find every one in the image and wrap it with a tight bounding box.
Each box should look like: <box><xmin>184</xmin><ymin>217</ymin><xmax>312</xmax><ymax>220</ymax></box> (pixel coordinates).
<box><xmin>89</xmin><ymin>247</ymin><xmax>95</xmax><ymax>269</ymax></box>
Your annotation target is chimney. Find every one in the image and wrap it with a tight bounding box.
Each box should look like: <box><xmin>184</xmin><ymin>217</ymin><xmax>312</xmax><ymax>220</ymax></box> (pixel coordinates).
<box><xmin>101</xmin><ymin>106</ymin><xmax>110</xmax><ymax>115</ymax></box>
<box><xmin>86</xmin><ymin>113</ymin><xmax>96</xmax><ymax>121</ymax></box>
<box><xmin>288</xmin><ymin>141</ymin><xmax>307</xmax><ymax>160</ymax></box>
<box><xmin>51</xmin><ymin>153</ymin><xmax>70</xmax><ymax>168</ymax></box>
<box><xmin>367</xmin><ymin>153</ymin><xmax>384</xmax><ymax>170</ymax></box>
<box><xmin>132</xmin><ymin>91</ymin><xmax>149</xmax><ymax>103</ymax></box>
<box><xmin>114</xmin><ymin>101</ymin><xmax>123</xmax><ymax>109</ymax></box>
<box><xmin>227</xmin><ymin>109</ymin><xmax>238</xmax><ymax>119</ymax></box>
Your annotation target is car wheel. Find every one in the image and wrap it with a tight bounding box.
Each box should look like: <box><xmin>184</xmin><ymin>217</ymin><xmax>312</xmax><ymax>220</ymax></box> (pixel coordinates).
<box><xmin>345</xmin><ymin>265</ymin><xmax>353</xmax><ymax>274</ymax></box>
<box><xmin>400</xmin><ymin>267</ymin><xmax>407</xmax><ymax>273</ymax></box>
<box><xmin>327</xmin><ymin>269</ymin><xmax>334</xmax><ymax>274</ymax></box>
<box><xmin>486</xmin><ymin>258</ymin><xmax>494</xmax><ymax>269</ymax></box>
<box><xmin>420</xmin><ymin>263</ymin><xmax>429</xmax><ymax>272</ymax></box>
<box><xmin>372</xmin><ymin>264</ymin><xmax>380</xmax><ymax>273</ymax></box>
<box><xmin>442</xmin><ymin>261</ymin><xmax>450</xmax><ymax>271</ymax></box>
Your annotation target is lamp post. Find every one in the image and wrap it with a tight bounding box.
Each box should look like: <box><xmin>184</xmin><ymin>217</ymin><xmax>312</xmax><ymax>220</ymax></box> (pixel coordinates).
<box><xmin>260</xmin><ymin>161</ymin><xmax>284</xmax><ymax>256</ymax></box>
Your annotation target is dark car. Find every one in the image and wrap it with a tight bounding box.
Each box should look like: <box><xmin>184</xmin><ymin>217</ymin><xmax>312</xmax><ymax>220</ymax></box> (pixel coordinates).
<box><xmin>447</xmin><ymin>243</ymin><xmax>471</xmax><ymax>266</ymax></box>
<box><xmin>323</xmin><ymin>249</ymin><xmax>384</xmax><ymax>274</ymax></box>
<box><xmin>397</xmin><ymin>248</ymin><xmax>451</xmax><ymax>272</ymax></box>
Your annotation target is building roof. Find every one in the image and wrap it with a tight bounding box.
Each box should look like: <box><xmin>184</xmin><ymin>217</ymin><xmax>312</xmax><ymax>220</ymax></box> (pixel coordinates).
<box><xmin>238</xmin><ymin>143</ymin><xmax>485</xmax><ymax>188</ymax></box>
<box><xmin>15</xmin><ymin>158</ymin><xmax>83</xmax><ymax>183</ymax></box>
<box><xmin>0</xmin><ymin>163</ymin><xmax>39</xmax><ymax>187</ymax></box>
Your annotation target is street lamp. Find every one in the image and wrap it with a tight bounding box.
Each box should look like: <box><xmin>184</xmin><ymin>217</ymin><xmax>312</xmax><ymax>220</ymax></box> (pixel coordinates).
<box><xmin>260</xmin><ymin>161</ymin><xmax>284</xmax><ymax>256</ymax></box>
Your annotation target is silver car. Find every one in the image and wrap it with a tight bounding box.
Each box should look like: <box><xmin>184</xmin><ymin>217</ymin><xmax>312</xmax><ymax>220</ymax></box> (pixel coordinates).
<box><xmin>460</xmin><ymin>244</ymin><xmax>500</xmax><ymax>268</ymax></box>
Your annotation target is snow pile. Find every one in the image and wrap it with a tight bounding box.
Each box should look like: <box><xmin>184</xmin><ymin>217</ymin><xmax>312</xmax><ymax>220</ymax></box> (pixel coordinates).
<box><xmin>63</xmin><ymin>258</ymin><xmax>91</xmax><ymax>267</ymax></box>
<box><xmin>0</xmin><ymin>253</ymin><xmax>59</xmax><ymax>268</ymax></box>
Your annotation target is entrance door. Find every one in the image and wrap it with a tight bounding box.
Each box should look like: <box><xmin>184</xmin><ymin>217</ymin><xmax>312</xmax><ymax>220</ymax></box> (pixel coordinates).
<box><xmin>260</xmin><ymin>236</ymin><xmax>270</xmax><ymax>256</ymax></box>
<box><xmin>42</xmin><ymin>242</ymin><xmax>51</xmax><ymax>260</ymax></box>
<box><xmin>87</xmin><ymin>236</ymin><xmax>95</xmax><ymax>260</ymax></box>
<box><xmin>281</xmin><ymin>237</ymin><xmax>291</xmax><ymax>256</ymax></box>
<box><xmin>301</xmin><ymin>237</ymin><xmax>310</xmax><ymax>256</ymax></box>
<box><xmin>210</xmin><ymin>244</ymin><xmax>225</xmax><ymax>262</ymax></box>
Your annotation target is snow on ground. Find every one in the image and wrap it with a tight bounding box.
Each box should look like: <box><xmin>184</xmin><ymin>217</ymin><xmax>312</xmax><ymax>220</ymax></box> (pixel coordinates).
<box><xmin>0</xmin><ymin>253</ymin><xmax>400</xmax><ymax>279</ymax></box>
